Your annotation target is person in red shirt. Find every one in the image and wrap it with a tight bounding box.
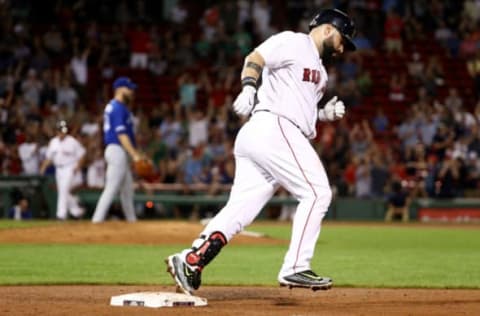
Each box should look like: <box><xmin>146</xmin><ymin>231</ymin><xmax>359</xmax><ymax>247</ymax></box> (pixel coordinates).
<box><xmin>384</xmin><ymin>10</ymin><xmax>404</xmax><ymax>55</ymax></box>
<box><xmin>128</xmin><ymin>24</ymin><xmax>151</xmax><ymax>69</ymax></box>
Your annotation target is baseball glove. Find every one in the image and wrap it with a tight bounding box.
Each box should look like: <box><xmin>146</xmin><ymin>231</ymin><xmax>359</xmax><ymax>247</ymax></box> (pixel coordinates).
<box><xmin>133</xmin><ymin>158</ymin><xmax>154</xmax><ymax>178</ymax></box>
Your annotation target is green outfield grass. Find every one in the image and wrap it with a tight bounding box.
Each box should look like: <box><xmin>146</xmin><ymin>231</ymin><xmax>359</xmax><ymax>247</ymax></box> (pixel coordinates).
<box><xmin>0</xmin><ymin>221</ymin><xmax>479</xmax><ymax>288</ymax></box>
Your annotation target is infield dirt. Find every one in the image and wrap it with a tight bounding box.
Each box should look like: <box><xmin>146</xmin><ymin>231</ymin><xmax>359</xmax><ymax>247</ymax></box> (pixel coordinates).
<box><xmin>0</xmin><ymin>221</ymin><xmax>479</xmax><ymax>315</ymax></box>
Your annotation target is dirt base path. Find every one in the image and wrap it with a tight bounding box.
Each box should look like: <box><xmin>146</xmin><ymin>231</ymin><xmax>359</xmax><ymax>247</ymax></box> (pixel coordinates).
<box><xmin>1</xmin><ymin>221</ymin><xmax>479</xmax><ymax>315</ymax></box>
<box><xmin>1</xmin><ymin>285</ymin><xmax>479</xmax><ymax>316</ymax></box>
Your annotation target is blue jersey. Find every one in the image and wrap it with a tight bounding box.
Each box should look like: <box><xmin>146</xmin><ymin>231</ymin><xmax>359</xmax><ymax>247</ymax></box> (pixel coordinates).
<box><xmin>103</xmin><ymin>99</ymin><xmax>136</xmax><ymax>147</ymax></box>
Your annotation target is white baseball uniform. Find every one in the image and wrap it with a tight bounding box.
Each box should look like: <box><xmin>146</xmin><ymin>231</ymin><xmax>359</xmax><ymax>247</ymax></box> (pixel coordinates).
<box><xmin>199</xmin><ymin>31</ymin><xmax>332</xmax><ymax>279</ymax></box>
<box><xmin>45</xmin><ymin>135</ymin><xmax>85</xmax><ymax>220</ymax></box>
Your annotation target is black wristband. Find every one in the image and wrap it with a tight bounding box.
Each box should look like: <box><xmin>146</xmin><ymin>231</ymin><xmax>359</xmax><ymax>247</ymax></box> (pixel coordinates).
<box><xmin>241</xmin><ymin>76</ymin><xmax>257</xmax><ymax>88</ymax></box>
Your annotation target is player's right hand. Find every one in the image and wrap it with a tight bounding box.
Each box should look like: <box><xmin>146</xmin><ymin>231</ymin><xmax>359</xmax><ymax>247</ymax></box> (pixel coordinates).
<box><xmin>233</xmin><ymin>86</ymin><xmax>256</xmax><ymax>116</ymax></box>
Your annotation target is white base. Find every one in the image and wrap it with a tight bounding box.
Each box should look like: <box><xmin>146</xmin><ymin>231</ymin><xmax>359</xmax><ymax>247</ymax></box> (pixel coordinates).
<box><xmin>110</xmin><ymin>292</ymin><xmax>207</xmax><ymax>308</ymax></box>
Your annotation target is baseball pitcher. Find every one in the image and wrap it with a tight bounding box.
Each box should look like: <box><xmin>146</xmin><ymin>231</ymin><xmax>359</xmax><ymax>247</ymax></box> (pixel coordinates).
<box><xmin>166</xmin><ymin>9</ymin><xmax>356</xmax><ymax>294</ymax></box>
<box><xmin>91</xmin><ymin>77</ymin><xmax>141</xmax><ymax>223</ymax></box>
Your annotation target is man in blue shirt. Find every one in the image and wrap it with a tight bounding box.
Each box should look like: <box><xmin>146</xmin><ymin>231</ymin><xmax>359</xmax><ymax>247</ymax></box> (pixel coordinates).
<box><xmin>92</xmin><ymin>77</ymin><xmax>142</xmax><ymax>223</ymax></box>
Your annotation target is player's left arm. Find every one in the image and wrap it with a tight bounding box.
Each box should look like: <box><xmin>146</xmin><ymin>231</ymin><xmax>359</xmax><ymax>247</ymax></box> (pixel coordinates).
<box><xmin>118</xmin><ymin>133</ymin><xmax>142</xmax><ymax>162</ymax></box>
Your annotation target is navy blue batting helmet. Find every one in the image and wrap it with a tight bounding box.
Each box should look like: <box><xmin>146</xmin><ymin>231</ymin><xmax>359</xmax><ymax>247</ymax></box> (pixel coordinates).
<box><xmin>309</xmin><ymin>9</ymin><xmax>356</xmax><ymax>51</ymax></box>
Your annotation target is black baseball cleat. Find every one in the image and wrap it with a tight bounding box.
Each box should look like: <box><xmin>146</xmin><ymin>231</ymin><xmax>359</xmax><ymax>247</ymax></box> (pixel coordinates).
<box><xmin>278</xmin><ymin>270</ymin><xmax>333</xmax><ymax>291</ymax></box>
<box><xmin>165</xmin><ymin>254</ymin><xmax>202</xmax><ymax>295</ymax></box>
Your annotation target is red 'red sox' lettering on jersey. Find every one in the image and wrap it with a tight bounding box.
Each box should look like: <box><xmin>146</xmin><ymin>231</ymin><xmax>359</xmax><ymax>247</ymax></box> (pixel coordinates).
<box><xmin>302</xmin><ymin>68</ymin><xmax>321</xmax><ymax>84</ymax></box>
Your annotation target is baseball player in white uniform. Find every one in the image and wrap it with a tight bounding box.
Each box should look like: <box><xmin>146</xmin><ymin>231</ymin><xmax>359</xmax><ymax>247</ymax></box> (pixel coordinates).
<box><xmin>166</xmin><ymin>9</ymin><xmax>356</xmax><ymax>294</ymax></box>
<box><xmin>40</xmin><ymin>120</ymin><xmax>86</xmax><ymax>220</ymax></box>
<box><xmin>91</xmin><ymin>77</ymin><xmax>141</xmax><ymax>223</ymax></box>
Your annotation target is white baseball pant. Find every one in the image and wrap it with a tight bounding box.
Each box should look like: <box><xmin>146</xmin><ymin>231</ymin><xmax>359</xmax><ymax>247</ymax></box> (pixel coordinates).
<box><xmin>55</xmin><ymin>165</ymin><xmax>84</xmax><ymax>220</ymax></box>
<box><xmin>92</xmin><ymin>144</ymin><xmax>137</xmax><ymax>223</ymax></box>
<box><xmin>200</xmin><ymin>111</ymin><xmax>332</xmax><ymax>278</ymax></box>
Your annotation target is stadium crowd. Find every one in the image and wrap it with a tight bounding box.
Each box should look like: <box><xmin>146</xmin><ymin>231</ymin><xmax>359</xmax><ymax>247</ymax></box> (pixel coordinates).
<box><xmin>1</xmin><ymin>0</ymin><xmax>480</xmax><ymax>219</ymax></box>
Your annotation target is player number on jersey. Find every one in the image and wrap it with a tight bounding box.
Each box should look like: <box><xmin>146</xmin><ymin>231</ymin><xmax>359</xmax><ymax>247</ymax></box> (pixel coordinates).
<box><xmin>103</xmin><ymin>103</ymin><xmax>113</xmax><ymax>132</ymax></box>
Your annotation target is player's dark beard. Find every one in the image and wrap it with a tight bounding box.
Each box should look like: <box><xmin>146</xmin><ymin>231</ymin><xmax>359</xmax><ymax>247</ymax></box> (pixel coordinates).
<box><xmin>122</xmin><ymin>92</ymin><xmax>132</xmax><ymax>105</ymax></box>
<box><xmin>320</xmin><ymin>36</ymin><xmax>337</xmax><ymax>65</ymax></box>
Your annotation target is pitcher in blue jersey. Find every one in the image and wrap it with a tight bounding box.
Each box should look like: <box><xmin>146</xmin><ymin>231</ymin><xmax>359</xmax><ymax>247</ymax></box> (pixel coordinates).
<box><xmin>92</xmin><ymin>77</ymin><xmax>142</xmax><ymax>223</ymax></box>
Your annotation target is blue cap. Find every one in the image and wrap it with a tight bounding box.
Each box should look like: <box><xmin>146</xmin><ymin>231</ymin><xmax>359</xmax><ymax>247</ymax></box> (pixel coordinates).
<box><xmin>113</xmin><ymin>76</ymin><xmax>137</xmax><ymax>90</ymax></box>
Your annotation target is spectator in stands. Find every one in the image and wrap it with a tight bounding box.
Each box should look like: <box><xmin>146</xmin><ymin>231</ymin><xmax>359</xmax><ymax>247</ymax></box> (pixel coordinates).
<box><xmin>418</xmin><ymin>109</ymin><xmax>438</xmax><ymax>147</ymax></box>
<box><xmin>70</xmin><ymin>46</ymin><xmax>90</xmax><ymax>100</ymax></box>
<box><xmin>86</xmin><ymin>146</ymin><xmax>106</xmax><ymax>188</ymax></box>
<box><xmin>458</xmin><ymin>28</ymin><xmax>479</xmax><ymax>59</ymax></box>
<box><xmin>178</xmin><ymin>73</ymin><xmax>198</xmax><ymax>108</ymax></box>
<box><xmin>454</xmin><ymin>104</ymin><xmax>477</xmax><ymax>137</ymax></box>
<box><xmin>352</xmin><ymin>30</ymin><xmax>374</xmax><ymax>55</ymax></box>
<box><xmin>21</xmin><ymin>68</ymin><xmax>43</xmax><ymax>111</ymax></box>
<box><xmin>434</xmin><ymin>20</ymin><xmax>454</xmax><ymax>47</ymax></box>
<box><xmin>201</xmin><ymin>4</ymin><xmax>220</xmax><ymax>42</ymax></box>
<box><xmin>384</xmin><ymin>10</ymin><xmax>404</xmax><ymax>55</ymax></box>
<box><xmin>388</xmin><ymin>72</ymin><xmax>406</xmax><ymax>102</ymax></box>
<box><xmin>444</xmin><ymin>87</ymin><xmax>463</xmax><ymax>112</ymax></box>
<box><xmin>396</xmin><ymin>110</ymin><xmax>420</xmax><ymax>152</ymax></box>
<box><xmin>169</xmin><ymin>0</ymin><xmax>188</xmax><ymax>26</ymax></box>
<box><xmin>434</xmin><ymin>152</ymin><xmax>464</xmax><ymax>198</ymax></box>
<box><xmin>350</xmin><ymin>120</ymin><xmax>373</xmax><ymax>157</ymax></box>
<box><xmin>39</xmin><ymin>70</ymin><xmax>56</xmax><ymax>109</ymax></box>
<box><xmin>42</xmin><ymin>25</ymin><xmax>64</xmax><ymax>56</ymax></box>
<box><xmin>373</xmin><ymin>108</ymin><xmax>389</xmax><ymax>133</ymax></box>
<box><xmin>17</xmin><ymin>121</ymin><xmax>41</xmax><ymax>175</ymax></box>
<box><xmin>431</xmin><ymin>122</ymin><xmax>455</xmax><ymax>162</ymax></box>
<box><xmin>467</xmin><ymin>50</ymin><xmax>480</xmax><ymax>98</ymax></box>
<box><xmin>403</xmin><ymin>13</ymin><xmax>425</xmax><ymax>42</ymax></box>
<box><xmin>252</xmin><ymin>0</ymin><xmax>272</xmax><ymax>40</ymax></box>
<box><xmin>187</xmin><ymin>107</ymin><xmax>210</xmax><ymax>148</ymax></box>
<box><xmin>339</xmin><ymin>54</ymin><xmax>359</xmax><ymax>81</ymax></box>
<box><xmin>30</xmin><ymin>42</ymin><xmax>51</xmax><ymax>74</ymax></box>
<box><xmin>232</xmin><ymin>24</ymin><xmax>253</xmax><ymax>57</ymax></box>
<box><xmin>175</xmin><ymin>34</ymin><xmax>196</xmax><ymax>69</ymax></box>
<box><xmin>355</xmin><ymin>155</ymin><xmax>372</xmax><ymax>198</ymax></box>
<box><xmin>128</xmin><ymin>24</ymin><xmax>151</xmax><ymax>69</ymax></box>
<box><xmin>56</xmin><ymin>78</ymin><xmax>78</xmax><ymax>116</ymax></box>
<box><xmin>452</xmin><ymin>135</ymin><xmax>470</xmax><ymax>161</ymax></box>
<box><xmin>159</xmin><ymin>109</ymin><xmax>184</xmax><ymax>152</ymax></box>
<box><xmin>384</xmin><ymin>181</ymin><xmax>410</xmax><ymax>222</ymax></box>
<box><xmin>356</xmin><ymin>70</ymin><xmax>372</xmax><ymax>96</ymax></box>
<box><xmin>8</xmin><ymin>189</ymin><xmax>33</xmax><ymax>220</ymax></box>
<box><xmin>407</xmin><ymin>52</ymin><xmax>425</xmax><ymax>84</ymax></box>
<box><xmin>423</xmin><ymin>55</ymin><xmax>445</xmax><ymax>96</ymax></box>
<box><xmin>148</xmin><ymin>50</ymin><xmax>168</xmax><ymax>76</ymax></box>
<box><xmin>370</xmin><ymin>150</ymin><xmax>390</xmax><ymax>198</ymax></box>
<box><xmin>80</xmin><ymin>113</ymin><xmax>101</xmax><ymax>137</ymax></box>
<box><xmin>405</xmin><ymin>143</ymin><xmax>429</xmax><ymax>198</ymax></box>
<box><xmin>339</xmin><ymin>79</ymin><xmax>361</xmax><ymax>107</ymax></box>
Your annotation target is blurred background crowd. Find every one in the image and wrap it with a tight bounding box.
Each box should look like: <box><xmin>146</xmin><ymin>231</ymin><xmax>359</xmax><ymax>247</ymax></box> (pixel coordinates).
<box><xmin>1</xmin><ymin>0</ymin><xmax>480</xmax><ymax>214</ymax></box>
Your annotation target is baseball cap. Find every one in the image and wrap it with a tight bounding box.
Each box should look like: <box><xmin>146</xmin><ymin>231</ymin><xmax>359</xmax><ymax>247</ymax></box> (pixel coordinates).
<box><xmin>112</xmin><ymin>76</ymin><xmax>137</xmax><ymax>90</ymax></box>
